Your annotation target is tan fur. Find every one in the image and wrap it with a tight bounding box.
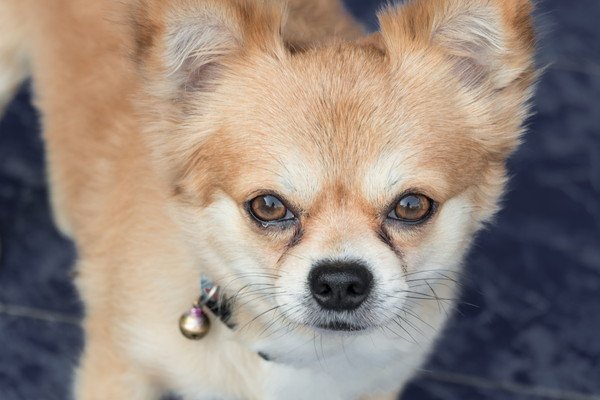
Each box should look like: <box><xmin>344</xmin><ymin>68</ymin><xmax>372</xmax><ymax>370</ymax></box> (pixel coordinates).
<box><xmin>0</xmin><ymin>0</ymin><xmax>536</xmax><ymax>399</ymax></box>
<box><xmin>0</xmin><ymin>1</ymin><xmax>29</xmax><ymax>114</ymax></box>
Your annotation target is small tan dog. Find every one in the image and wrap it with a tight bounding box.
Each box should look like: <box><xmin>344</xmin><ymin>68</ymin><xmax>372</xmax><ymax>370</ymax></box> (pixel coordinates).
<box><xmin>0</xmin><ymin>0</ymin><xmax>536</xmax><ymax>398</ymax></box>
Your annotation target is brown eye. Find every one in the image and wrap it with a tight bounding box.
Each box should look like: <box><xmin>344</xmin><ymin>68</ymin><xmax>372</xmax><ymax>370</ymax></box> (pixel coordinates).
<box><xmin>248</xmin><ymin>195</ymin><xmax>294</xmax><ymax>224</ymax></box>
<box><xmin>389</xmin><ymin>194</ymin><xmax>433</xmax><ymax>223</ymax></box>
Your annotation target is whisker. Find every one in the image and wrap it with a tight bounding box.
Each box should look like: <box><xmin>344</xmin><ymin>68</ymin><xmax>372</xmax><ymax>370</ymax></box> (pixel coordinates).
<box><xmin>235</xmin><ymin>292</ymin><xmax>285</xmax><ymax>309</ymax></box>
<box><xmin>395</xmin><ymin>313</ymin><xmax>425</xmax><ymax>336</ymax></box>
<box><xmin>228</xmin><ymin>283</ymin><xmax>280</xmax><ymax>303</ymax></box>
<box><xmin>382</xmin><ymin>324</ymin><xmax>415</xmax><ymax>344</ymax></box>
<box><xmin>401</xmin><ymin>308</ymin><xmax>438</xmax><ymax>332</ymax></box>
<box><xmin>238</xmin><ymin>304</ymin><xmax>286</xmax><ymax>332</ymax></box>
<box><xmin>258</xmin><ymin>304</ymin><xmax>300</xmax><ymax>338</ymax></box>
<box><xmin>408</xmin><ymin>282</ymin><xmax>456</xmax><ymax>292</ymax></box>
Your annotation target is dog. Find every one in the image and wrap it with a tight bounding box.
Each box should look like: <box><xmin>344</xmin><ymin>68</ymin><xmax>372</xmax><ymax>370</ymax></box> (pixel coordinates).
<box><xmin>0</xmin><ymin>0</ymin><xmax>536</xmax><ymax>398</ymax></box>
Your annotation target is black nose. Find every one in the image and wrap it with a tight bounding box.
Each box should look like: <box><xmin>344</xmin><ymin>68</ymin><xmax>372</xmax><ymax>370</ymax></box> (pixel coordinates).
<box><xmin>309</xmin><ymin>261</ymin><xmax>373</xmax><ymax>311</ymax></box>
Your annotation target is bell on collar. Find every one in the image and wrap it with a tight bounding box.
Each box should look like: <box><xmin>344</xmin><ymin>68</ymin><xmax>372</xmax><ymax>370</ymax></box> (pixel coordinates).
<box><xmin>179</xmin><ymin>305</ymin><xmax>210</xmax><ymax>340</ymax></box>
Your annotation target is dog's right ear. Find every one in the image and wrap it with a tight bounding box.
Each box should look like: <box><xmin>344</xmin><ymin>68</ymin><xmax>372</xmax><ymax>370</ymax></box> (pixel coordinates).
<box><xmin>131</xmin><ymin>0</ymin><xmax>287</xmax><ymax>187</ymax></box>
<box><xmin>133</xmin><ymin>0</ymin><xmax>287</xmax><ymax>97</ymax></box>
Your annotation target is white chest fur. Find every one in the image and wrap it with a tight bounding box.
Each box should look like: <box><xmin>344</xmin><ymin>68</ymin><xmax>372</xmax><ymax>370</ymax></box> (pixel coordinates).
<box><xmin>130</xmin><ymin>318</ymin><xmax>436</xmax><ymax>400</ymax></box>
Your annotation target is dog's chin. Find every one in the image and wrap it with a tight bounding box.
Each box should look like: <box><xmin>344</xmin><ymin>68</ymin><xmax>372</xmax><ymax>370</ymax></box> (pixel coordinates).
<box><xmin>252</xmin><ymin>319</ymin><xmax>379</xmax><ymax>367</ymax></box>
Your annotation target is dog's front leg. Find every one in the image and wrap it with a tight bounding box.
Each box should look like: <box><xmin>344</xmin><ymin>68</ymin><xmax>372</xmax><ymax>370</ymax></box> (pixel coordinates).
<box><xmin>74</xmin><ymin>316</ymin><xmax>160</xmax><ymax>400</ymax></box>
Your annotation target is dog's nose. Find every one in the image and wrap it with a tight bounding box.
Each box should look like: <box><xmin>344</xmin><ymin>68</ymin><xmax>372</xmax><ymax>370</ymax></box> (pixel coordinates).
<box><xmin>309</xmin><ymin>261</ymin><xmax>373</xmax><ymax>311</ymax></box>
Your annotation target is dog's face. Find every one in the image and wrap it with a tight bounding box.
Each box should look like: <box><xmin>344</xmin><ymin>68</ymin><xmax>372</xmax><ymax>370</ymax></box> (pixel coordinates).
<box><xmin>138</xmin><ymin>0</ymin><xmax>535</xmax><ymax>364</ymax></box>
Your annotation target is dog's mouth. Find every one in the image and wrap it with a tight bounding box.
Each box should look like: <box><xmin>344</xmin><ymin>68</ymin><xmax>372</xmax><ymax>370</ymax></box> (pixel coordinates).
<box><xmin>306</xmin><ymin>308</ymin><xmax>376</xmax><ymax>333</ymax></box>
<box><xmin>315</xmin><ymin>321</ymin><xmax>368</xmax><ymax>332</ymax></box>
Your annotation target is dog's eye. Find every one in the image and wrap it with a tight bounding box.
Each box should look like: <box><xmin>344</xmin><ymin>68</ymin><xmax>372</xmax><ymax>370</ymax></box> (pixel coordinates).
<box><xmin>388</xmin><ymin>194</ymin><xmax>433</xmax><ymax>223</ymax></box>
<box><xmin>248</xmin><ymin>195</ymin><xmax>294</xmax><ymax>224</ymax></box>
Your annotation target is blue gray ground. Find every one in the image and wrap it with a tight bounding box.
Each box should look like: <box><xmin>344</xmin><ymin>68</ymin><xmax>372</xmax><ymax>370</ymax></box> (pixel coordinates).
<box><xmin>1</xmin><ymin>0</ymin><xmax>599</xmax><ymax>399</ymax></box>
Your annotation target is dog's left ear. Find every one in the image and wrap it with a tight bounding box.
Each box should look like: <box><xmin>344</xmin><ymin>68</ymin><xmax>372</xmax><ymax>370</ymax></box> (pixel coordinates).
<box><xmin>376</xmin><ymin>0</ymin><xmax>537</xmax><ymax>158</ymax></box>
<box><xmin>378</xmin><ymin>0</ymin><xmax>535</xmax><ymax>91</ymax></box>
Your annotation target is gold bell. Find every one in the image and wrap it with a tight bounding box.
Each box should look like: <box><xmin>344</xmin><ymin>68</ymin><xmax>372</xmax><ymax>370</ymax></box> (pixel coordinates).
<box><xmin>179</xmin><ymin>305</ymin><xmax>210</xmax><ymax>340</ymax></box>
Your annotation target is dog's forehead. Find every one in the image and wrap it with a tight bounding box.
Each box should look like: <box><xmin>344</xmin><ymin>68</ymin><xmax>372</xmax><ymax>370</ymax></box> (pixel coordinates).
<box><xmin>213</xmin><ymin>46</ymin><xmax>486</xmax><ymax>205</ymax></box>
<box><xmin>220</xmin><ymin>125</ymin><xmax>463</xmax><ymax>210</ymax></box>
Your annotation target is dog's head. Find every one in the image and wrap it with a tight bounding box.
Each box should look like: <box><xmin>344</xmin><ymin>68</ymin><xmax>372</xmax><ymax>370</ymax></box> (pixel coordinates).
<box><xmin>135</xmin><ymin>0</ymin><xmax>535</xmax><ymax>364</ymax></box>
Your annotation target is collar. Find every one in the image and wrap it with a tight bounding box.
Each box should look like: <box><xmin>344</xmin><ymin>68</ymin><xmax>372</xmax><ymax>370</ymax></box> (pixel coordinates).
<box><xmin>179</xmin><ymin>274</ymin><xmax>272</xmax><ymax>362</ymax></box>
<box><xmin>198</xmin><ymin>273</ymin><xmax>235</xmax><ymax>329</ymax></box>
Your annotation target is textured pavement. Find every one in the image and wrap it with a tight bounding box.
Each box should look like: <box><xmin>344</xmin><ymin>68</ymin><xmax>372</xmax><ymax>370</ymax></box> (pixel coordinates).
<box><xmin>1</xmin><ymin>0</ymin><xmax>599</xmax><ymax>399</ymax></box>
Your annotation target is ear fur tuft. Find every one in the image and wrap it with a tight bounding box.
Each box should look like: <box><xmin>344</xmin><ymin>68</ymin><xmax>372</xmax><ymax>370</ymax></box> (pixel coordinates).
<box><xmin>133</xmin><ymin>0</ymin><xmax>287</xmax><ymax>95</ymax></box>
<box><xmin>378</xmin><ymin>0</ymin><xmax>536</xmax><ymax>90</ymax></box>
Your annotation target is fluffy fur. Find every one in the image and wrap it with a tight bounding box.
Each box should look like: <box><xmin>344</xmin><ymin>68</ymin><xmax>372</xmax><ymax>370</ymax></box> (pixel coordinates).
<box><xmin>0</xmin><ymin>0</ymin><xmax>536</xmax><ymax>399</ymax></box>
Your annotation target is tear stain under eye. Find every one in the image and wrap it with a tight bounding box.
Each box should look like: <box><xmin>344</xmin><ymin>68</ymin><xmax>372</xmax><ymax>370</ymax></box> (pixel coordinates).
<box><xmin>377</xmin><ymin>227</ymin><xmax>395</xmax><ymax>252</ymax></box>
<box><xmin>274</xmin><ymin>227</ymin><xmax>305</xmax><ymax>267</ymax></box>
<box><xmin>377</xmin><ymin>227</ymin><xmax>406</xmax><ymax>272</ymax></box>
<box><xmin>288</xmin><ymin>227</ymin><xmax>304</xmax><ymax>248</ymax></box>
